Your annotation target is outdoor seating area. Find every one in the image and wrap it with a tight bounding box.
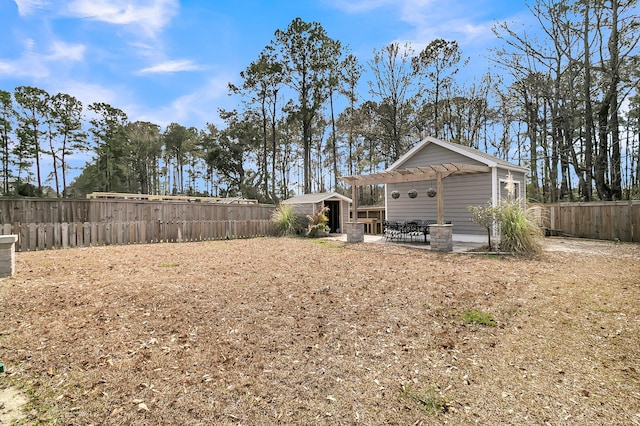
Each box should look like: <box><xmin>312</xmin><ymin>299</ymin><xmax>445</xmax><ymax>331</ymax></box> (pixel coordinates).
<box><xmin>383</xmin><ymin>219</ymin><xmax>451</xmax><ymax>244</ymax></box>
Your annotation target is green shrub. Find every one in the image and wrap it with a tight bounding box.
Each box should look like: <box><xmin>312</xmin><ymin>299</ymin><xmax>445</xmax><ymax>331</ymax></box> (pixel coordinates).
<box><xmin>306</xmin><ymin>206</ymin><xmax>330</xmax><ymax>238</ymax></box>
<box><xmin>271</xmin><ymin>204</ymin><xmax>307</xmax><ymax>236</ymax></box>
<box><xmin>498</xmin><ymin>199</ymin><xmax>542</xmax><ymax>254</ymax></box>
<box><xmin>467</xmin><ymin>198</ymin><xmax>542</xmax><ymax>255</ymax></box>
<box><xmin>467</xmin><ymin>202</ymin><xmax>500</xmax><ymax>251</ymax></box>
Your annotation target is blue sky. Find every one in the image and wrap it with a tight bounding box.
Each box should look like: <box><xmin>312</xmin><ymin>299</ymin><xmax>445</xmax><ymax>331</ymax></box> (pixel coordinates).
<box><xmin>1</xmin><ymin>0</ymin><xmax>534</xmax><ymax>132</ymax></box>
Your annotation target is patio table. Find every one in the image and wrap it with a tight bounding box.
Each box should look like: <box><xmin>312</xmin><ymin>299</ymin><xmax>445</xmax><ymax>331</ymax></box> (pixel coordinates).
<box><xmin>358</xmin><ymin>218</ymin><xmax>378</xmax><ymax>234</ymax></box>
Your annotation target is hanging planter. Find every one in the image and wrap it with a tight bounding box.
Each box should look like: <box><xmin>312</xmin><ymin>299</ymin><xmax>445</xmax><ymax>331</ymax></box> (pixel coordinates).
<box><xmin>391</xmin><ymin>190</ymin><xmax>400</xmax><ymax>199</ymax></box>
<box><xmin>427</xmin><ymin>187</ymin><xmax>437</xmax><ymax>198</ymax></box>
<box><xmin>408</xmin><ymin>189</ymin><xmax>418</xmax><ymax>198</ymax></box>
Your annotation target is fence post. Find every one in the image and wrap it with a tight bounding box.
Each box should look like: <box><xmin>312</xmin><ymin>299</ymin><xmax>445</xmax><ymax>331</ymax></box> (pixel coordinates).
<box><xmin>61</xmin><ymin>223</ymin><xmax>69</xmax><ymax>248</ymax></box>
<box><xmin>0</xmin><ymin>235</ymin><xmax>18</xmax><ymax>277</ymax></box>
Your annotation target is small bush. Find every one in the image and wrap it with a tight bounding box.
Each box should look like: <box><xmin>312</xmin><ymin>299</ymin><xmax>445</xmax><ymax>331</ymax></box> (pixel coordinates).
<box><xmin>467</xmin><ymin>202</ymin><xmax>500</xmax><ymax>251</ymax></box>
<box><xmin>307</xmin><ymin>206</ymin><xmax>330</xmax><ymax>238</ymax></box>
<box><xmin>462</xmin><ymin>309</ymin><xmax>497</xmax><ymax>327</ymax></box>
<box><xmin>467</xmin><ymin>198</ymin><xmax>542</xmax><ymax>255</ymax></box>
<box><xmin>498</xmin><ymin>199</ymin><xmax>542</xmax><ymax>254</ymax></box>
<box><xmin>271</xmin><ymin>204</ymin><xmax>307</xmax><ymax>236</ymax></box>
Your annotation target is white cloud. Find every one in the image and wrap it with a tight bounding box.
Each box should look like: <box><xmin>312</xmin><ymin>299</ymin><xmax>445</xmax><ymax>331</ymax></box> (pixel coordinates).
<box><xmin>13</xmin><ymin>0</ymin><xmax>178</xmax><ymax>38</ymax></box>
<box><xmin>46</xmin><ymin>40</ymin><xmax>86</xmax><ymax>61</ymax></box>
<box><xmin>23</xmin><ymin>38</ymin><xmax>36</xmax><ymax>50</ymax></box>
<box><xmin>324</xmin><ymin>0</ymin><xmax>393</xmax><ymax>14</ymax></box>
<box><xmin>138</xmin><ymin>60</ymin><xmax>203</xmax><ymax>75</ymax></box>
<box><xmin>0</xmin><ymin>57</ymin><xmax>49</xmax><ymax>79</ymax></box>
<box><xmin>0</xmin><ymin>38</ymin><xmax>85</xmax><ymax>79</ymax></box>
<box><xmin>13</xmin><ymin>0</ymin><xmax>48</xmax><ymax>16</ymax></box>
<box><xmin>52</xmin><ymin>81</ymin><xmax>121</xmax><ymax>109</ymax></box>
<box><xmin>135</xmin><ymin>75</ymin><xmax>231</xmax><ymax>128</ymax></box>
<box><xmin>327</xmin><ymin>0</ymin><xmax>507</xmax><ymax>47</ymax></box>
<box><xmin>0</xmin><ymin>62</ymin><xmax>15</xmax><ymax>75</ymax></box>
<box><xmin>66</xmin><ymin>0</ymin><xmax>179</xmax><ymax>37</ymax></box>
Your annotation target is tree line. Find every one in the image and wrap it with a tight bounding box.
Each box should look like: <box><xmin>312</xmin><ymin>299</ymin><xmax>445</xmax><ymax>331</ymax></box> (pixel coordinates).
<box><xmin>0</xmin><ymin>0</ymin><xmax>638</xmax><ymax>203</ymax></box>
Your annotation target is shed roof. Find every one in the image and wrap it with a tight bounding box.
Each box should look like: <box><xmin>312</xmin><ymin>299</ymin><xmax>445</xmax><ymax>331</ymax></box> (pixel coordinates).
<box><xmin>282</xmin><ymin>192</ymin><xmax>352</xmax><ymax>205</ymax></box>
<box><xmin>388</xmin><ymin>136</ymin><xmax>528</xmax><ymax>173</ymax></box>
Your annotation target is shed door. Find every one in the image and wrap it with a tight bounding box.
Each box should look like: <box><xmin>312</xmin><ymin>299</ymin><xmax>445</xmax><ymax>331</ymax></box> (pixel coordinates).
<box><xmin>325</xmin><ymin>200</ymin><xmax>340</xmax><ymax>233</ymax></box>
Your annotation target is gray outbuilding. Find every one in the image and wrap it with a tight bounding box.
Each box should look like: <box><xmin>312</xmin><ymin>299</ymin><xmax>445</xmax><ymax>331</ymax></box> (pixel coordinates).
<box><xmin>342</xmin><ymin>136</ymin><xmax>528</xmax><ymax>245</ymax></box>
<box><xmin>282</xmin><ymin>192</ymin><xmax>352</xmax><ymax>234</ymax></box>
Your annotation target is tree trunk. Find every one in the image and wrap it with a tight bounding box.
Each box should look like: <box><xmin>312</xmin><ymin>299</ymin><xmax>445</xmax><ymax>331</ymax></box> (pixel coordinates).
<box><xmin>595</xmin><ymin>93</ymin><xmax>612</xmax><ymax>200</ymax></box>
<box><xmin>608</xmin><ymin>0</ymin><xmax>622</xmax><ymax>200</ymax></box>
<box><xmin>329</xmin><ymin>90</ymin><xmax>339</xmax><ymax>190</ymax></box>
<box><xmin>261</xmin><ymin>98</ymin><xmax>269</xmax><ymax>199</ymax></box>
<box><xmin>582</xmin><ymin>4</ymin><xmax>594</xmax><ymax>201</ymax></box>
<box><xmin>270</xmin><ymin>90</ymin><xmax>278</xmax><ymax>201</ymax></box>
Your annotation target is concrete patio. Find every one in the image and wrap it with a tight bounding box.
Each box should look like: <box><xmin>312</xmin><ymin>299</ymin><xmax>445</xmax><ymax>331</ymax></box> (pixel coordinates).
<box><xmin>328</xmin><ymin>233</ymin><xmax>487</xmax><ymax>253</ymax></box>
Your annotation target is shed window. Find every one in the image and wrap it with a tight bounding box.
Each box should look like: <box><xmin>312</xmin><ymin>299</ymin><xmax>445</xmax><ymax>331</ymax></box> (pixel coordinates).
<box><xmin>499</xmin><ymin>179</ymin><xmax>521</xmax><ymax>201</ymax></box>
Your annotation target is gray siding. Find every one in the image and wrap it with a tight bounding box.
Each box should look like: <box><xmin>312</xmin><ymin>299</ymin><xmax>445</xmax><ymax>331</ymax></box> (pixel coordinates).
<box><xmin>399</xmin><ymin>142</ymin><xmax>486</xmax><ymax>169</ymax></box>
<box><xmin>384</xmin><ymin>140</ymin><xmax>529</xmax><ymax>237</ymax></box>
<box><xmin>288</xmin><ymin>200</ymin><xmax>351</xmax><ymax>233</ymax></box>
<box><xmin>288</xmin><ymin>202</ymin><xmax>317</xmax><ymax>217</ymax></box>
<box><xmin>386</xmin><ymin>142</ymin><xmax>494</xmax><ymax>236</ymax></box>
<box><xmin>387</xmin><ymin>172</ymin><xmax>493</xmax><ymax>235</ymax></box>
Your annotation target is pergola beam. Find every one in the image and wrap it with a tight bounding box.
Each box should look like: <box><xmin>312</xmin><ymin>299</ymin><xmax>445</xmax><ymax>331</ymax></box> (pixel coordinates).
<box><xmin>341</xmin><ymin>163</ymin><xmax>490</xmax><ymax>186</ymax></box>
<box><xmin>340</xmin><ymin>163</ymin><xmax>492</xmax><ymax>226</ymax></box>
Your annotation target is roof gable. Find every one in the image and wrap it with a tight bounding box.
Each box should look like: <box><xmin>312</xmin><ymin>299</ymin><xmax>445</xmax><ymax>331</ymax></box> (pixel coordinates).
<box><xmin>388</xmin><ymin>136</ymin><xmax>527</xmax><ymax>173</ymax></box>
<box><xmin>282</xmin><ymin>192</ymin><xmax>352</xmax><ymax>205</ymax></box>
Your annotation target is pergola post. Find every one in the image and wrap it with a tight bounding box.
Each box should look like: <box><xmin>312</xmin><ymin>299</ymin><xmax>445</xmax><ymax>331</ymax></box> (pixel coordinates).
<box><xmin>431</xmin><ymin>171</ymin><xmax>452</xmax><ymax>251</ymax></box>
<box><xmin>345</xmin><ymin>184</ymin><xmax>364</xmax><ymax>243</ymax></box>
<box><xmin>436</xmin><ymin>171</ymin><xmax>443</xmax><ymax>224</ymax></box>
<box><xmin>351</xmin><ymin>183</ymin><xmax>357</xmax><ymax>222</ymax></box>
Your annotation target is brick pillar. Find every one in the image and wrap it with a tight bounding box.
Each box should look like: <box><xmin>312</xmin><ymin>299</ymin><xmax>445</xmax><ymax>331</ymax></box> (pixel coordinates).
<box><xmin>429</xmin><ymin>224</ymin><xmax>453</xmax><ymax>252</ymax></box>
<box><xmin>345</xmin><ymin>222</ymin><xmax>364</xmax><ymax>243</ymax></box>
<box><xmin>0</xmin><ymin>235</ymin><xmax>18</xmax><ymax>278</ymax></box>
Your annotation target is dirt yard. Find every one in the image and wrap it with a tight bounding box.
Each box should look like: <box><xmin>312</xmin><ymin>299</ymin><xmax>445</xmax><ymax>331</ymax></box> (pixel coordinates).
<box><xmin>1</xmin><ymin>237</ymin><xmax>639</xmax><ymax>425</ymax></box>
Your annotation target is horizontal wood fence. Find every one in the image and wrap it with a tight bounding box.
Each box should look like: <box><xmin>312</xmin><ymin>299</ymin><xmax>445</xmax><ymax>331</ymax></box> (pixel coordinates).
<box><xmin>529</xmin><ymin>201</ymin><xmax>640</xmax><ymax>242</ymax></box>
<box><xmin>1</xmin><ymin>220</ymin><xmax>279</xmax><ymax>252</ymax></box>
<box><xmin>0</xmin><ymin>198</ymin><xmax>275</xmax><ymax>223</ymax></box>
<box><xmin>0</xmin><ymin>198</ymin><xmax>280</xmax><ymax>251</ymax></box>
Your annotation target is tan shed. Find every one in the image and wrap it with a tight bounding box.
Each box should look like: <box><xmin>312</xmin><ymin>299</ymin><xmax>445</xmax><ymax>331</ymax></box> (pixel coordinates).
<box><xmin>282</xmin><ymin>192</ymin><xmax>352</xmax><ymax>234</ymax></box>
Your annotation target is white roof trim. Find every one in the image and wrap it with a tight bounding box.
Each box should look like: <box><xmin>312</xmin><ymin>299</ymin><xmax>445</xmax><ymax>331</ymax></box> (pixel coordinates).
<box><xmin>387</xmin><ymin>136</ymin><xmax>527</xmax><ymax>173</ymax></box>
<box><xmin>282</xmin><ymin>192</ymin><xmax>352</xmax><ymax>205</ymax></box>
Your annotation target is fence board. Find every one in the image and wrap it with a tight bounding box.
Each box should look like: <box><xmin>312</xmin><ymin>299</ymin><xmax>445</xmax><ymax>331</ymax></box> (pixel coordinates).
<box><xmin>529</xmin><ymin>201</ymin><xmax>640</xmax><ymax>242</ymax></box>
<box><xmin>0</xmin><ymin>198</ymin><xmax>275</xmax><ymax>224</ymax></box>
<box><xmin>45</xmin><ymin>223</ymin><xmax>54</xmax><ymax>248</ymax></box>
<box><xmin>54</xmin><ymin>223</ymin><xmax>61</xmax><ymax>248</ymax></box>
<box><xmin>0</xmin><ymin>201</ymin><xmax>280</xmax><ymax>251</ymax></box>
<box><xmin>29</xmin><ymin>224</ymin><xmax>37</xmax><ymax>251</ymax></box>
<box><xmin>37</xmin><ymin>223</ymin><xmax>45</xmax><ymax>250</ymax></box>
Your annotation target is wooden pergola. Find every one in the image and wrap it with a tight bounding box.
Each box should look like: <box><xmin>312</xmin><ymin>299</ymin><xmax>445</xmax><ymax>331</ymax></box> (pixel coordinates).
<box><xmin>341</xmin><ymin>163</ymin><xmax>491</xmax><ymax>225</ymax></box>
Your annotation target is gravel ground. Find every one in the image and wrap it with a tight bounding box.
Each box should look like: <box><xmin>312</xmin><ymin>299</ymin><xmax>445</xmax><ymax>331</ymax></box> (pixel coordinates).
<box><xmin>1</xmin><ymin>236</ymin><xmax>639</xmax><ymax>425</ymax></box>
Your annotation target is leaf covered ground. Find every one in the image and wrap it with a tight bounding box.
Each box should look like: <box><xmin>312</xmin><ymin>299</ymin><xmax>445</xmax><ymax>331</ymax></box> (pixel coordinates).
<box><xmin>1</xmin><ymin>237</ymin><xmax>639</xmax><ymax>425</ymax></box>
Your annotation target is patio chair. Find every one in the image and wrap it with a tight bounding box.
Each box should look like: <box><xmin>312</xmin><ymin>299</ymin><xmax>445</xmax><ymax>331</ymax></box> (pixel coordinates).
<box><xmin>383</xmin><ymin>220</ymin><xmax>402</xmax><ymax>241</ymax></box>
<box><xmin>403</xmin><ymin>221</ymin><xmax>423</xmax><ymax>243</ymax></box>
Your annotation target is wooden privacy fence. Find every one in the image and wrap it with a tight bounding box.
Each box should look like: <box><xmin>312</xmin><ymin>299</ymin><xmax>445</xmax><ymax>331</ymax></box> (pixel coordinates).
<box><xmin>0</xmin><ymin>198</ymin><xmax>275</xmax><ymax>223</ymax></box>
<box><xmin>1</xmin><ymin>219</ymin><xmax>279</xmax><ymax>252</ymax></box>
<box><xmin>529</xmin><ymin>201</ymin><xmax>640</xmax><ymax>242</ymax></box>
<box><xmin>0</xmin><ymin>198</ymin><xmax>280</xmax><ymax>251</ymax></box>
